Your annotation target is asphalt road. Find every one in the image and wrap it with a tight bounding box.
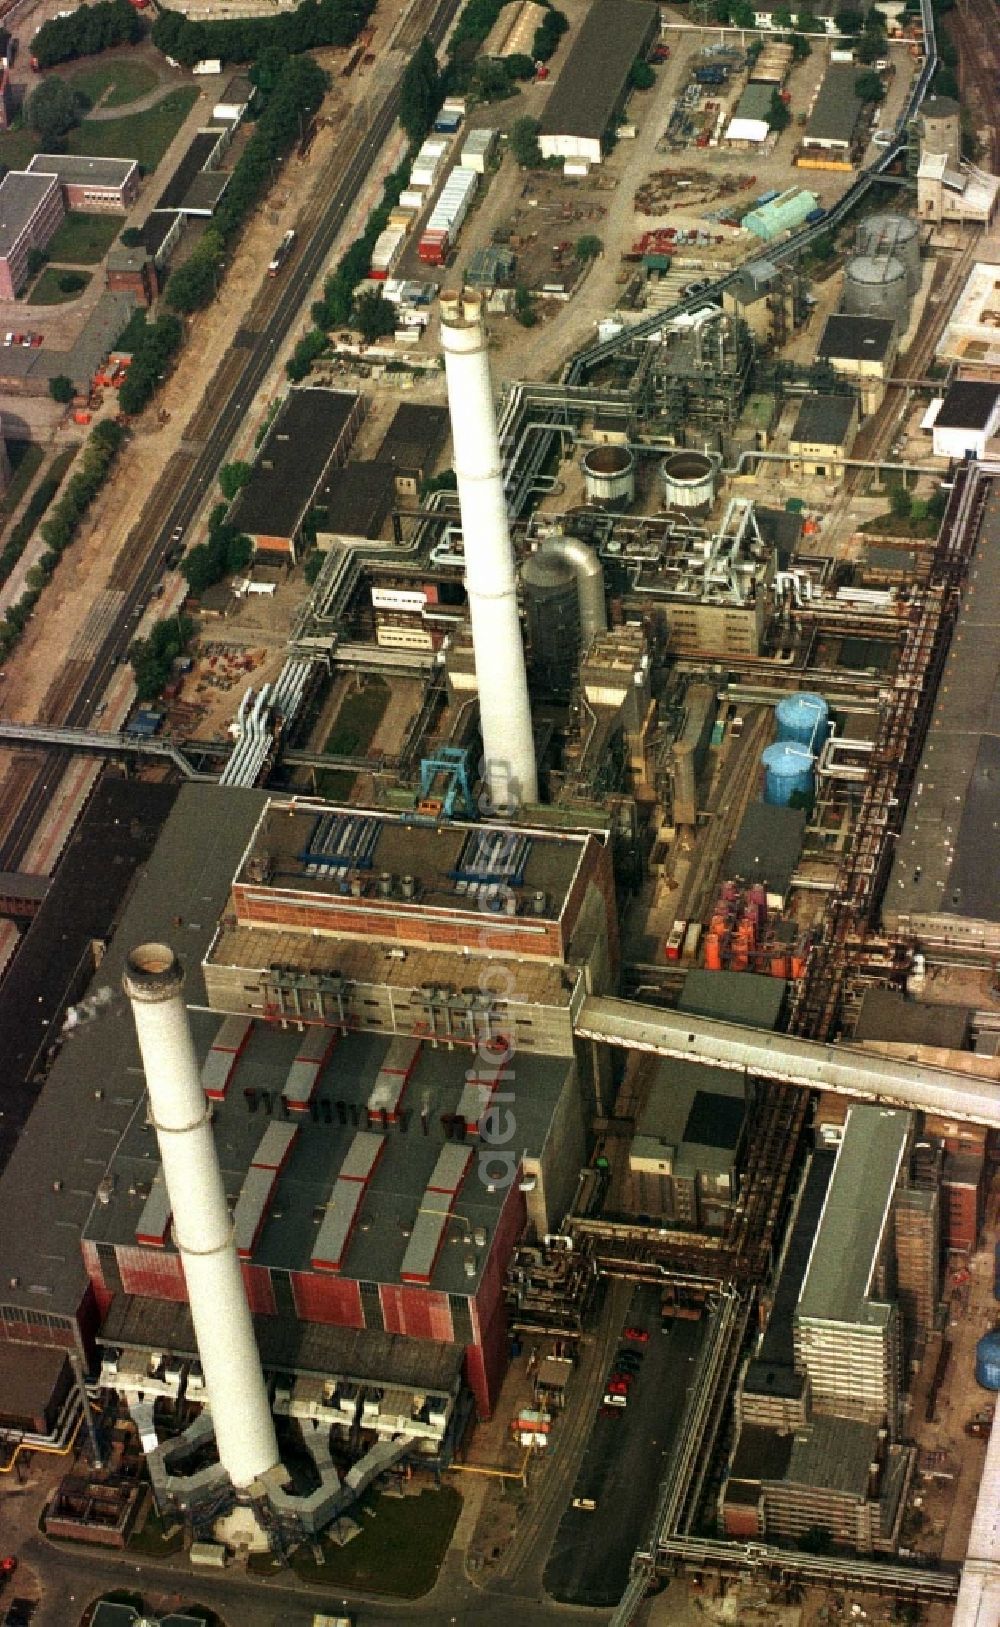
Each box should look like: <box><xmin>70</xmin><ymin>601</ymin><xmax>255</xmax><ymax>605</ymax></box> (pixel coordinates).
<box><xmin>21</xmin><ymin>1529</ymin><xmax>609</xmax><ymax>1627</ymax></box>
<box><xmin>544</xmin><ymin>1290</ymin><xmax>706</xmax><ymax>1608</ymax></box>
<box><xmin>0</xmin><ymin>0</ymin><xmax>460</xmax><ymax>870</ymax></box>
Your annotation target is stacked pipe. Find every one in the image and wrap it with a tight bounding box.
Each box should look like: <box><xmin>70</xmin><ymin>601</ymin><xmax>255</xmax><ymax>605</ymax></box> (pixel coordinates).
<box><xmin>440</xmin><ymin>290</ymin><xmax>538</xmax><ymax>810</ymax></box>
<box><xmin>124</xmin><ymin>943</ymin><xmax>280</xmax><ymax>1492</ymax></box>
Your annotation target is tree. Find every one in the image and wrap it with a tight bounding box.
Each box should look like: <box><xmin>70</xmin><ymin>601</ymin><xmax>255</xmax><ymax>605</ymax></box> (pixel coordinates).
<box><xmin>730</xmin><ymin>0</ymin><xmax>755</xmax><ymax>23</ymax></box>
<box><xmin>400</xmin><ymin>36</ymin><xmax>439</xmax><ymax>146</ymax></box>
<box><xmin>773</xmin><ymin>6</ymin><xmax>794</xmax><ymax>25</ymax></box>
<box><xmin>854</xmin><ymin>69</ymin><xmax>885</xmax><ymax>102</ymax></box>
<box><xmin>119</xmin><ymin>226</ymin><xmax>144</xmax><ymax>248</ymax></box>
<box><xmin>834</xmin><ymin>7</ymin><xmax>864</xmax><ymax>30</ymax></box>
<box><xmin>575</xmin><ymin>235</ymin><xmax>602</xmax><ymax>261</ymax></box>
<box><xmin>789</xmin><ymin>31</ymin><xmax>811</xmax><ymax>59</ymax></box>
<box><xmin>49</xmin><ymin>374</ymin><xmax>74</xmax><ymax>404</ymax></box>
<box><xmin>354</xmin><ymin>291</ymin><xmax>396</xmax><ymax>343</ymax></box>
<box><xmin>471</xmin><ymin>57</ymin><xmax>517</xmax><ymax>101</ymax></box>
<box><xmin>629</xmin><ymin>58</ymin><xmax>655</xmax><ymax>90</ymax></box>
<box><xmin>864</xmin><ymin>4</ymin><xmax>888</xmax><ymax>32</ymax></box>
<box><xmin>165</xmin><ymin>252</ymin><xmax>219</xmax><ymax>314</ymax></box>
<box><xmin>250</xmin><ymin>45</ymin><xmax>290</xmax><ymax>96</ymax></box>
<box><xmin>58</xmin><ymin>271</ymin><xmax>87</xmax><ymax>293</ymax></box>
<box><xmin>890</xmin><ymin>483</ymin><xmax>912</xmax><ymax>518</ymax></box>
<box><xmin>532</xmin><ymin>7</ymin><xmax>568</xmax><ymax>62</ymax></box>
<box><xmin>796</xmin><ymin>9</ymin><xmax>826</xmax><ymax>30</ymax></box>
<box><xmin>510</xmin><ymin>115</ymin><xmax>542</xmax><ymax>167</ymax></box>
<box><xmin>26</xmin><ymin>78</ymin><xmax>85</xmax><ymax>144</ymax></box>
<box><xmin>219</xmin><ymin>461</ymin><xmax>252</xmax><ymax>500</ymax></box>
<box><xmin>809</xmin><ymin>230</ymin><xmax>835</xmax><ymax>262</ymax></box>
<box><xmin>514</xmin><ymin>284</ymin><xmax>536</xmax><ymax>327</ymax></box>
<box><xmin>934</xmin><ymin>66</ymin><xmax>959</xmax><ymax>97</ymax></box>
<box><xmin>768</xmin><ymin>88</ymin><xmax>791</xmax><ymax>130</ymax></box>
<box><xmin>855</xmin><ymin>32</ymin><xmax>882</xmax><ymax>62</ymax></box>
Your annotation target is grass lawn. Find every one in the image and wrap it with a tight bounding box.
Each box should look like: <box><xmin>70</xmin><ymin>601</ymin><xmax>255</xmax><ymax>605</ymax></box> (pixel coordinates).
<box><xmin>127</xmin><ymin>1509</ymin><xmax>184</xmax><ymax>1557</ymax></box>
<box><xmin>858</xmin><ymin>510</ymin><xmax>941</xmax><ymax>539</ymax></box>
<box><xmin>0</xmin><ymin>443</ymin><xmax>44</xmax><ymax>516</ymax></box>
<box><xmin>324</xmin><ymin>678</ymin><xmax>390</xmax><ymax>756</ymax></box>
<box><xmin>44</xmin><ymin>212</ymin><xmax>121</xmax><ymax>265</ymax></box>
<box><xmin>289</xmin><ymin>1487</ymin><xmax>462</xmax><ymax>1596</ymax></box>
<box><xmin>65</xmin><ymin>59</ymin><xmax>159</xmax><ymax>110</ymax></box>
<box><xmin>0</xmin><ymin>123</ymin><xmax>40</xmax><ymax>170</ymax></box>
<box><xmin>66</xmin><ymin>86</ymin><xmax>199</xmax><ymax>170</ymax></box>
<box><xmin>28</xmin><ymin>267</ymin><xmax>92</xmax><ymax>305</ymax></box>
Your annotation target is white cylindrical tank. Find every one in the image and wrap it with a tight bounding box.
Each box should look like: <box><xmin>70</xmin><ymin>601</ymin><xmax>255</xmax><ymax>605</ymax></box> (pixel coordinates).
<box><xmin>661</xmin><ymin>451</ymin><xmax>716</xmax><ymax>513</ymax></box>
<box><xmin>842</xmin><ymin>254</ymin><xmax>909</xmax><ymax>324</ymax></box>
<box><xmin>582</xmin><ymin>444</ymin><xmax>635</xmax><ymax>508</ymax></box>
<box><xmin>123</xmin><ymin>943</ymin><xmax>280</xmax><ymax>1493</ymax></box>
<box><xmin>440</xmin><ymin>290</ymin><xmax>537</xmax><ymax>809</ymax></box>
<box><xmin>856</xmin><ymin>214</ymin><xmax>921</xmax><ymax>296</ymax></box>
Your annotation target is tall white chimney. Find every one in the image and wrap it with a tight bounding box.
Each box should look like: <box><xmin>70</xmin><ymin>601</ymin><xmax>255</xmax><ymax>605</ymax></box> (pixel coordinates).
<box><xmin>440</xmin><ymin>290</ymin><xmax>538</xmax><ymax>810</ymax></box>
<box><xmin>123</xmin><ymin>943</ymin><xmax>280</xmax><ymax>1492</ymax></box>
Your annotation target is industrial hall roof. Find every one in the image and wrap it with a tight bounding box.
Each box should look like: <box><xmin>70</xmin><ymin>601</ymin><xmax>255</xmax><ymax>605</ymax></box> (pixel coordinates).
<box><xmin>83</xmin><ymin>1009</ymin><xmax>573</xmax><ymax>1298</ymax></box>
<box><xmin>934</xmin><ymin>378</ymin><xmax>1000</xmax><ymax>430</ymax></box>
<box><xmin>817</xmin><ymin>314</ymin><xmax>896</xmax><ymax>363</ymax></box>
<box><xmin>0</xmin><ymin>784</ymin><xmax>267</xmax><ymax>1326</ymax></box>
<box><xmin>790</xmin><ymin>391</ymin><xmax>858</xmax><ymax>448</ymax></box>
<box><xmin>804</xmin><ymin>62</ymin><xmax>864</xmax><ymax>146</ymax></box>
<box><xmin>796</xmin><ymin>1105</ymin><xmax>911</xmax><ymax>1330</ymax></box>
<box><xmin>537</xmin><ymin>0</ymin><xmax>658</xmax><ymax>144</ymax></box>
<box><xmin>888</xmin><ymin>489</ymin><xmax>1000</xmax><ymax>928</ymax></box>
<box><xmin>228</xmin><ymin>388</ymin><xmax>358</xmax><ymax>540</ymax></box>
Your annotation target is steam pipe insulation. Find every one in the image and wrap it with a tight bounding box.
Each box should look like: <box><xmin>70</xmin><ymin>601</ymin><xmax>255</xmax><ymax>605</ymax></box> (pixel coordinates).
<box><xmin>123</xmin><ymin>943</ymin><xmax>280</xmax><ymax>1491</ymax></box>
<box><xmin>535</xmin><ymin>535</ymin><xmax>609</xmax><ymax>645</ymax></box>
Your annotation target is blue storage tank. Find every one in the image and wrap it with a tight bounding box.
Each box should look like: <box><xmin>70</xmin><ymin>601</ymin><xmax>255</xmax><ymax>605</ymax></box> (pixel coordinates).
<box><xmin>775</xmin><ymin>692</ymin><xmax>829</xmax><ymax>749</ymax></box>
<box><xmin>762</xmin><ymin>742</ymin><xmax>814</xmax><ymax>807</ymax></box>
<box><xmin>976</xmin><ymin>1329</ymin><xmax>1000</xmax><ymax>1390</ymax></box>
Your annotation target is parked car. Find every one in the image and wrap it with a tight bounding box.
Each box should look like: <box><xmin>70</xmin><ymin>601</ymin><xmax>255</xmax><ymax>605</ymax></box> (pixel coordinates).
<box><xmin>602</xmin><ymin>1392</ymin><xmax>627</xmax><ymax>1408</ymax></box>
<box><xmin>623</xmin><ymin>1326</ymin><xmax>649</xmax><ymax>1343</ymax></box>
<box><xmin>571</xmin><ymin>1496</ymin><xmax>598</xmax><ymax>1510</ymax></box>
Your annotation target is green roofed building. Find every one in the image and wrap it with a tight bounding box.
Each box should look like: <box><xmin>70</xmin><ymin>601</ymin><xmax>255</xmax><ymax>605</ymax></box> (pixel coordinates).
<box><xmin>743</xmin><ymin>187</ymin><xmax>819</xmax><ymax>242</ymax></box>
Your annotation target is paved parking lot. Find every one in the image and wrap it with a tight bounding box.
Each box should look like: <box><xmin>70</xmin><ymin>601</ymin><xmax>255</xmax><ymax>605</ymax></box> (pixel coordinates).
<box><xmin>543</xmin><ymin>1286</ymin><xmax>706</xmax><ymax>1607</ymax></box>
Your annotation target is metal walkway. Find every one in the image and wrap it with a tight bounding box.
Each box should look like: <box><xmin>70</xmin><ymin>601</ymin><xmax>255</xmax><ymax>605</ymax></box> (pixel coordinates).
<box><xmin>576</xmin><ymin>996</ymin><xmax>1000</xmax><ymax>1126</ymax></box>
<box><xmin>0</xmin><ymin>721</ymin><xmax>211</xmax><ymax>781</ymax></box>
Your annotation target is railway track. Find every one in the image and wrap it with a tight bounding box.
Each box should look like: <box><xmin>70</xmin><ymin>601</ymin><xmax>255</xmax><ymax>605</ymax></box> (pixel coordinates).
<box><xmin>0</xmin><ymin>0</ymin><xmax>463</xmax><ymax>877</ymax></box>
<box><xmin>948</xmin><ymin>0</ymin><xmax>1000</xmax><ymax>170</ymax></box>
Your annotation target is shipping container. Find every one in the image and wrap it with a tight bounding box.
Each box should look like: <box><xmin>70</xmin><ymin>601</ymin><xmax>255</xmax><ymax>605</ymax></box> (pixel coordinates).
<box><xmin>400</xmin><ymin>188</ymin><xmax>425</xmax><ymax>211</ymax></box>
<box><xmin>418</xmin><ymin>229</ymin><xmax>449</xmax><ymax>266</ymax></box>
<box><xmin>460</xmin><ymin>128</ymin><xmax>498</xmax><ymax>172</ymax></box>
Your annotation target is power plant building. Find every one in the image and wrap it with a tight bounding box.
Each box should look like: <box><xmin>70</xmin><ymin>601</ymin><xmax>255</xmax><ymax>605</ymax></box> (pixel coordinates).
<box><xmin>0</xmin><ymin>786</ymin><xmax>617</xmax><ymax>1448</ymax></box>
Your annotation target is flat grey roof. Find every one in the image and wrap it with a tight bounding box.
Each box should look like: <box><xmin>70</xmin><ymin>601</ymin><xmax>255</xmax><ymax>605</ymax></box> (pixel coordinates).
<box><xmin>0</xmin><ymin>170</ymin><xmax>58</xmax><ymax>259</ymax></box>
<box><xmin>935</xmin><ymin>378</ymin><xmax>1000</xmax><ymax>431</ymax></box>
<box><xmin>887</xmin><ymin>490</ymin><xmax>1000</xmax><ymax>926</ymax></box>
<box><xmin>678</xmin><ymin>968</ymin><xmax>785</xmax><ymax>1032</ymax></box>
<box><xmin>0</xmin><ymin>784</ymin><xmax>267</xmax><ymax>1323</ymax></box>
<box><xmin>791</xmin><ymin>391</ymin><xmax>857</xmax><ymax>448</ymax></box>
<box><xmin>797</xmin><ymin>1105</ymin><xmax>910</xmax><ymax>1329</ymax></box>
<box><xmin>538</xmin><ymin>0</ymin><xmax>657</xmax><ymax>144</ymax></box>
<box><xmin>786</xmin><ymin>1414</ymin><xmax>880</xmax><ymax>1497</ymax></box>
<box><xmin>854</xmin><ymin>988</ymin><xmax>970</xmax><ymax>1050</ymax></box>
<box><xmin>635</xmin><ymin>1058</ymin><xmax>745</xmax><ymax>1177</ymax></box>
<box><xmin>318</xmin><ymin>460</ymin><xmax>395</xmax><ymax>540</ymax></box>
<box><xmin>229</xmin><ymin>388</ymin><xmax>359</xmax><ymax>540</ymax></box>
<box><xmin>726</xmin><ymin>800</ymin><xmax>806</xmax><ymax>896</ymax></box>
<box><xmin>805</xmin><ymin>62</ymin><xmax>864</xmax><ymax>145</ymax></box>
<box><xmin>27</xmin><ymin>152</ymin><xmax>137</xmax><ymax>188</ymax></box>
<box><xmin>817</xmin><ymin>313</ymin><xmax>896</xmax><ymax>363</ymax></box>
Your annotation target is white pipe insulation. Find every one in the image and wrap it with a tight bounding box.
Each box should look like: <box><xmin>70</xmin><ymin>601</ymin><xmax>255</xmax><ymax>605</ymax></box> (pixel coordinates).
<box><xmin>123</xmin><ymin>943</ymin><xmax>280</xmax><ymax>1492</ymax></box>
<box><xmin>440</xmin><ymin>290</ymin><xmax>538</xmax><ymax>810</ymax></box>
